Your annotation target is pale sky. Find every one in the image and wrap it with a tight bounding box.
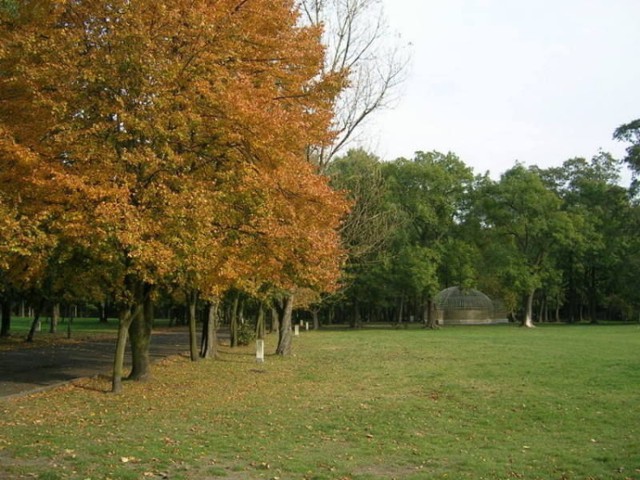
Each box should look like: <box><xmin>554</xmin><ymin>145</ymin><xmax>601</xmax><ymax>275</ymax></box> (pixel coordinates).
<box><xmin>362</xmin><ymin>0</ymin><xmax>640</xmax><ymax>179</ymax></box>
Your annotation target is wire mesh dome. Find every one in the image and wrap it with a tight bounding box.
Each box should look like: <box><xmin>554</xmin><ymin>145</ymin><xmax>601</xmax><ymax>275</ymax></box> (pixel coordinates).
<box><xmin>434</xmin><ymin>286</ymin><xmax>495</xmax><ymax>325</ymax></box>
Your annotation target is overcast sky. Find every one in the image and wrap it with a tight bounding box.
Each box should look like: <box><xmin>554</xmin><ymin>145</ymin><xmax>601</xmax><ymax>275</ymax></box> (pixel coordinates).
<box><xmin>360</xmin><ymin>0</ymin><xmax>640</xmax><ymax>180</ymax></box>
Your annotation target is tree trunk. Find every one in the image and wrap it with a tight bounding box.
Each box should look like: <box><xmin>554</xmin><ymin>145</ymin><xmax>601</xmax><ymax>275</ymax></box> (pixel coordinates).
<box><xmin>276</xmin><ymin>294</ymin><xmax>294</xmax><ymax>355</ymax></box>
<box><xmin>230</xmin><ymin>292</ymin><xmax>239</xmax><ymax>347</ymax></box>
<box><xmin>112</xmin><ymin>307</ymin><xmax>135</xmax><ymax>394</ymax></box>
<box><xmin>351</xmin><ymin>300</ymin><xmax>362</xmax><ymax>328</ymax></box>
<box><xmin>238</xmin><ymin>298</ymin><xmax>245</xmax><ymax>325</ymax></box>
<box><xmin>396</xmin><ymin>296</ymin><xmax>404</xmax><ymax>327</ymax></box>
<box><xmin>1</xmin><ymin>299</ymin><xmax>11</xmax><ymax>337</ymax></box>
<box><xmin>49</xmin><ymin>303</ymin><xmax>60</xmax><ymax>333</ymax></box>
<box><xmin>270</xmin><ymin>305</ymin><xmax>279</xmax><ymax>334</ymax></box>
<box><xmin>26</xmin><ymin>300</ymin><xmax>44</xmax><ymax>342</ymax></box>
<box><xmin>99</xmin><ymin>300</ymin><xmax>108</xmax><ymax>323</ymax></box>
<box><xmin>201</xmin><ymin>300</ymin><xmax>219</xmax><ymax>359</ymax></box>
<box><xmin>112</xmin><ymin>281</ymin><xmax>148</xmax><ymax>393</ymax></box>
<box><xmin>66</xmin><ymin>303</ymin><xmax>74</xmax><ymax>339</ymax></box>
<box><xmin>537</xmin><ymin>295</ymin><xmax>545</xmax><ymax>323</ymax></box>
<box><xmin>522</xmin><ymin>289</ymin><xmax>536</xmax><ymax>328</ymax></box>
<box><xmin>128</xmin><ymin>287</ymin><xmax>154</xmax><ymax>380</ymax></box>
<box><xmin>185</xmin><ymin>289</ymin><xmax>199</xmax><ymax>362</ymax></box>
<box><xmin>589</xmin><ymin>266</ymin><xmax>597</xmax><ymax>323</ymax></box>
<box><xmin>424</xmin><ymin>298</ymin><xmax>439</xmax><ymax>329</ymax></box>
<box><xmin>312</xmin><ymin>308</ymin><xmax>320</xmax><ymax>330</ymax></box>
<box><xmin>256</xmin><ymin>303</ymin><xmax>266</xmax><ymax>340</ymax></box>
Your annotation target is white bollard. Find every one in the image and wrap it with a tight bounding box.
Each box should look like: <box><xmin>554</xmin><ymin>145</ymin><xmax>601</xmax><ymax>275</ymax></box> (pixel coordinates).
<box><xmin>256</xmin><ymin>339</ymin><xmax>265</xmax><ymax>363</ymax></box>
<box><xmin>294</xmin><ymin>324</ymin><xmax>300</xmax><ymax>336</ymax></box>
<box><xmin>305</xmin><ymin>321</ymin><xmax>309</xmax><ymax>331</ymax></box>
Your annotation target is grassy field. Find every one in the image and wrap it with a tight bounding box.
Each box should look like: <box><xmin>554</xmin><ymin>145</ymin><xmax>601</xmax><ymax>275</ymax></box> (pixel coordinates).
<box><xmin>1</xmin><ymin>324</ymin><xmax>639</xmax><ymax>480</ymax></box>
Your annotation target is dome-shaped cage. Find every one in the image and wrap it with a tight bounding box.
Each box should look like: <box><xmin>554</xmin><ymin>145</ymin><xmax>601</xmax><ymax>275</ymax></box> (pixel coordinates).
<box><xmin>434</xmin><ymin>286</ymin><xmax>497</xmax><ymax>325</ymax></box>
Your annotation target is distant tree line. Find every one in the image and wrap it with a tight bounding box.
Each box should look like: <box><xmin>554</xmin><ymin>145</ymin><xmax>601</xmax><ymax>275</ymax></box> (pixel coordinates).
<box><xmin>323</xmin><ymin>133</ymin><xmax>640</xmax><ymax>328</ymax></box>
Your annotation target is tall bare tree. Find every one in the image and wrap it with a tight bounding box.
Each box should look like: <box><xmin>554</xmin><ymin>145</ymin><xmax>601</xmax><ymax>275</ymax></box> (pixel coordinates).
<box><xmin>299</xmin><ymin>0</ymin><xmax>410</xmax><ymax>170</ymax></box>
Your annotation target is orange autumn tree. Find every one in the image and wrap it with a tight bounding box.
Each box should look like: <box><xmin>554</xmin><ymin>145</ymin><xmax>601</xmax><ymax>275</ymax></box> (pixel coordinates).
<box><xmin>237</xmin><ymin>159</ymin><xmax>348</xmax><ymax>355</ymax></box>
<box><xmin>1</xmin><ymin>0</ymin><xmax>347</xmax><ymax>389</ymax></box>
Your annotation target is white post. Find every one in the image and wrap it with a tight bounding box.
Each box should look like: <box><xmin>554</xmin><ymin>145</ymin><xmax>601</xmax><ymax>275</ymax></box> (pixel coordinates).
<box><xmin>305</xmin><ymin>321</ymin><xmax>309</xmax><ymax>331</ymax></box>
<box><xmin>294</xmin><ymin>324</ymin><xmax>300</xmax><ymax>336</ymax></box>
<box><xmin>256</xmin><ymin>339</ymin><xmax>265</xmax><ymax>363</ymax></box>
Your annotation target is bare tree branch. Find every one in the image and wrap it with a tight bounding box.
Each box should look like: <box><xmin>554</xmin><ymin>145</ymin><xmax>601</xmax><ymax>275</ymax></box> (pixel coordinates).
<box><xmin>298</xmin><ymin>0</ymin><xmax>410</xmax><ymax>171</ymax></box>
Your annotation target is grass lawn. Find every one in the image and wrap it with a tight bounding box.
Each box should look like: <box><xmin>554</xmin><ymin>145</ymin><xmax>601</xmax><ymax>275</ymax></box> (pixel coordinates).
<box><xmin>1</xmin><ymin>324</ymin><xmax>639</xmax><ymax>479</ymax></box>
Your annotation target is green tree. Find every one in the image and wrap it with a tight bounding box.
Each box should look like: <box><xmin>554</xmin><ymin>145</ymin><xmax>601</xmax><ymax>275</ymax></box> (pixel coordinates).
<box><xmin>381</xmin><ymin>151</ymin><xmax>476</xmax><ymax>327</ymax></box>
<box><xmin>325</xmin><ymin>149</ymin><xmax>399</xmax><ymax>326</ymax></box>
<box><xmin>613</xmin><ymin>119</ymin><xmax>640</xmax><ymax>177</ymax></box>
<box><xmin>477</xmin><ymin>165</ymin><xmax>575</xmax><ymax>327</ymax></box>
<box><xmin>543</xmin><ymin>154</ymin><xmax>636</xmax><ymax>322</ymax></box>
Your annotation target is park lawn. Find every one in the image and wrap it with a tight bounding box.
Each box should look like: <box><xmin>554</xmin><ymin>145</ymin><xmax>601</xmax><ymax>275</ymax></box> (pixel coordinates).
<box><xmin>1</xmin><ymin>324</ymin><xmax>639</xmax><ymax>480</ymax></box>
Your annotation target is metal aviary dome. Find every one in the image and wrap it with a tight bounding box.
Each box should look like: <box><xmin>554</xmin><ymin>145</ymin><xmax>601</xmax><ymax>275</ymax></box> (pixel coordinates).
<box><xmin>434</xmin><ymin>286</ymin><xmax>499</xmax><ymax>325</ymax></box>
<box><xmin>434</xmin><ymin>286</ymin><xmax>494</xmax><ymax>311</ymax></box>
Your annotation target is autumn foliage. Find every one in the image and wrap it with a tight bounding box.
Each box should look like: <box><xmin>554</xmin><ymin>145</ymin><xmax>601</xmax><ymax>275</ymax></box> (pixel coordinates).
<box><xmin>0</xmin><ymin>0</ymin><xmax>349</xmax><ymax>387</ymax></box>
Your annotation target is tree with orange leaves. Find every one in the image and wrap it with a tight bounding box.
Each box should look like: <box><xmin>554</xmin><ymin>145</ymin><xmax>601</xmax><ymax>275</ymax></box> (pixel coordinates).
<box><xmin>1</xmin><ymin>0</ymin><xmax>347</xmax><ymax>390</ymax></box>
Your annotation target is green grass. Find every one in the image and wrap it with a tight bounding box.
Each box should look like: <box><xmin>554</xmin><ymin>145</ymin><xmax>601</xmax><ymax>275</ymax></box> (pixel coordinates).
<box><xmin>0</xmin><ymin>317</ymin><xmax>174</xmax><ymax>351</ymax></box>
<box><xmin>6</xmin><ymin>316</ymin><xmax>119</xmax><ymax>333</ymax></box>
<box><xmin>1</xmin><ymin>324</ymin><xmax>639</xmax><ymax>479</ymax></box>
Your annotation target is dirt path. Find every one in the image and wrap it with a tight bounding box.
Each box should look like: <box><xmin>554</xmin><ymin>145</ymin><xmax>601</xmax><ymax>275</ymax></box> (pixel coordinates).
<box><xmin>0</xmin><ymin>329</ymin><xmax>192</xmax><ymax>399</ymax></box>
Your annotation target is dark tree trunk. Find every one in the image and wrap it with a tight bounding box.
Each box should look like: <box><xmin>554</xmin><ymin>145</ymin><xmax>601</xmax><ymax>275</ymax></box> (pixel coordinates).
<box><xmin>270</xmin><ymin>305</ymin><xmax>279</xmax><ymax>334</ymax></box>
<box><xmin>200</xmin><ymin>311</ymin><xmax>208</xmax><ymax>354</ymax></box>
<box><xmin>99</xmin><ymin>300</ymin><xmax>108</xmax><ymax>323</ymax></box>
<box><xmin>276</xmin><ymin>294</ymin><xmax>294</xmax><ymax>355</ymax></box>
<box><xmin>537</xmin><ymin>295</ymin><xmax>545</xmax><ymax>323</ymax></box>
<box><xmin>238</xmin><ymin>298</ymin><xmax>245</xmax><ymax>326</ymax></box>
<box><xmin>26</xmin><ymin>300</ymin><xmax>45</xmax><ymax>342</ymax></box>
<box><xmin>66</xmin><ymin>303</ymin><xmax>75</xmax><ymax>339</ymax></box>
<box><xmin>50</xmin><ymin>303</ymin><xmax>60</xmax><ymax>333</ymax></box>
<box><xmin>567</xmin><ymin>252</ymin><xmax>576</xmax><ymax>323</ymax></box>
<box><xmin>351</xmin><ymin>301</ymin><xmax>362</xmax><ymax>328</ymax></box>
<box><xmin>396</xmin><ymin>296</ymin><xmax>405</xmax><ymax>327</ymax></box>
<box><xmin>128</xmin><ymin>287</ymin><xmax>154</xmax><ymax>380</ymax></box>
<box><xmin>589</xmin><ymin>266</ymin><xmax>598</xmax><ymax>324</ymax></box>
<box><xmin>201</xmin><ymin>300</ymin><xmax>219</xmax><ymax>359</ymax></box>
<box><xmin>312</xmin><ymin>308</ymin><xmax>320</xmax><ymax>330</ymax></box>
<box><xmin>256</xmin><ymin>303</ymin><xmax>266</xmax><ymax>340</ymax></box>
<box><xmin>230</xmin><ymin>292</ymin><xmax>239</xmax><ymax>347</ymax></box>
<box><xmin>543</xmin><ymin>298</ymin><xmax>549</xmax><ymax>323</ymax></box>
<box><xmin>424</xmin><ymin>298</ymin><xmax>439</xmax><ymax>329</ymax></box>
<box><xmin>1</xmin><ymin>299</ymin><xmax>11</xmax><ymax>337</ymax></box>
<box><xmin>112</xmin><ymin>281</ymin><xmax>148</xmax><ymax>393</ymax></box>
<box><xmin>112</xmin><ymin>307</ymin><xmax>135</xmax><ymax>394</ymax></box>
<box><xmin>186</xmin><ymin>290</ymin><xmax>200</xmax><ymax>362</ymax></box>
